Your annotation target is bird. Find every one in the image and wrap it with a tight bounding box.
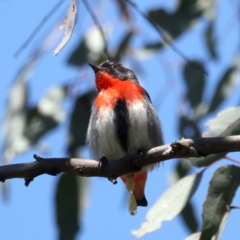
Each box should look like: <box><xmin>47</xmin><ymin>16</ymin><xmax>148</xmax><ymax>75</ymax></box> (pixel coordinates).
<box><xmin>86</xmin><ymin>60</ymin><xmax>163</xmax><ymax>215</ymax></box>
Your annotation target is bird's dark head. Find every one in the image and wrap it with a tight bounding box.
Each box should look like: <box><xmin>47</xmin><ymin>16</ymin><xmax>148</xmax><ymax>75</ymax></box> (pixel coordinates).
<box><xmin>88</xmin><ymin>60</ymin><xmax>138</xmax><ymax>83</ymax></box>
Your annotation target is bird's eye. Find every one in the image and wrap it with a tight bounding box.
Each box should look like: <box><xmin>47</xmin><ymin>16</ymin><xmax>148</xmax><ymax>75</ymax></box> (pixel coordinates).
<box><xmin>112</xmin><ymin>65</ymin><xmax>116</xmax><ymax>68</ymax></box>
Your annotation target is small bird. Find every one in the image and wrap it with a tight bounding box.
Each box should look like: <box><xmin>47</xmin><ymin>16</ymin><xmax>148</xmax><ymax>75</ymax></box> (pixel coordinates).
<box><xmin>86</xmin><ymin>60</ymin><xmax>163</xmax><ymax>215</ymax></box>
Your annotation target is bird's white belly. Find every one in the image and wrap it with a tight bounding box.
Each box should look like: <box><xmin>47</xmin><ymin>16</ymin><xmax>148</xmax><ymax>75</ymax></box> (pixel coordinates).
<box><xmin>95</xmin><ymin>106</ymin><xmax>125</xmax><ymax>160</ymax></box>
<box><xmin>95</xmin><ymin>101</ymin><xmax>152</xmax><ymax>161</ymax></box>
<box><xmin>127</xmin><ymin>101</ymin><xmax>151</xmax><ymax>153</ymax></box>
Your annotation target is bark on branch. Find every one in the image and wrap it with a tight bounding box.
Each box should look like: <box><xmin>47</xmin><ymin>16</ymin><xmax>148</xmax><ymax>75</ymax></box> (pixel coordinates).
<box><xmin>0</xmin><ymin>136</ymin><xmax>240</xmax><ymax>186</ymax></box>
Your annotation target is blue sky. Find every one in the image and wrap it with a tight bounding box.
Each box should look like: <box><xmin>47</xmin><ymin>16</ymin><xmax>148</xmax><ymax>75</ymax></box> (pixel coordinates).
<box><xmin>0</xmin><ymin>0</ymin><xmax>240</xmax><ymax>240</ymax></box>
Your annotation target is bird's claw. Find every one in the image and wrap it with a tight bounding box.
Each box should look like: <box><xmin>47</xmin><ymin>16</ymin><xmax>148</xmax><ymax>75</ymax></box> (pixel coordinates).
<box><xmin>98</xmin><ymin>156</ymin><xmax>108</xmax><ymax>169</ymax></box>
<box><xmin>137</xmin><ymin>148</ymin><xmax>147</xmax><ymax>156</ymax></box>
<box><xmin>130</xmin><ymin>148</ymin><xmax>146</xmax><ymax>172</ymax></box>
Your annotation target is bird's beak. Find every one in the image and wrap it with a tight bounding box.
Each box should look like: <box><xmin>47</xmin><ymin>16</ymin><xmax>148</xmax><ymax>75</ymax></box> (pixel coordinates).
<box><xmin>88</xmin><ymin>63</ymin><xmax>103</xmax><ymax>74</ymax></box>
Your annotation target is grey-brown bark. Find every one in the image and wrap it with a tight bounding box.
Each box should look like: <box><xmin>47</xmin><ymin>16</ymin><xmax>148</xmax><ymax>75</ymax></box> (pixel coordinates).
<box><xmin>0</xmin><ymin>136</ymin><xmax>239</xmax><ymax>186</ymax></box>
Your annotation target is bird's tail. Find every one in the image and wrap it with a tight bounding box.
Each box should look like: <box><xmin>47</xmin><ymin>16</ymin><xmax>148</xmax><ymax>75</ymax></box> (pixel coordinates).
<box><xmin>120</xmin><ymin>169</ymin><xmax>148</xmax><ymax>208</ymax></box>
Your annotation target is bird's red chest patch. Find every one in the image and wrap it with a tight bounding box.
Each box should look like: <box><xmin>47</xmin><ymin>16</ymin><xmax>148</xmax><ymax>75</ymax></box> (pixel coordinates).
<box><xmin>94</xmin><ymin>71</ymin><xmax>144</xmax><ymax>109</ymax></box>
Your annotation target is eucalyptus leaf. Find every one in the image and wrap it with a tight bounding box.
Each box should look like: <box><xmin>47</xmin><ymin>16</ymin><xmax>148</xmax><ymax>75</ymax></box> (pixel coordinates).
<box><xmin>2</xmin><ymin>78</ymin><xmax>28</xmax><ymax>164</ymax></box>
<box><xmin>205</xmin><ymin>21</ymin><xmax>217</xmax><ymax>60</ymax></box>
<box><xmin>146</xmin><ymin>0</ymin><xmax>214</xmax><ymax>50</ymax></box>
<box><xmin>68</xmin><ymin>40</ymin><xmax>89</xmax><ymax>66</ymax></box>
<box><xmin>67</xmin><ymin>89</ymin><xmax>96</xmax><ymax>156</ymax></box>
<box><xmin>132</xmin><ymin>170</ymin><xmax>204</xmax><ymax>238</ymax></box>
<box><xmin>25</xmin><ymin>86</ymin><xmax>67</xmax><ymax>144</ymax></box>
<box><xmin>190</xmin><ymin>107</ymin><xmax>240</xmax><ymax>167</ymax></box>
<box><xmin>68</xmin><ymin>26</ymin><xmax>106</xmax><ymax>66</ymax></box>
<box><xmin>183</xmin><ymin>61</ymin><xmax>205</xmax><ymax>110</ymax></box>
<box><xmin>212</xmin><ymin>210</ymin><xmax>230</xmax><ymax>240</ymax></box>
<box><xmin>203</xmin><ymin>107</ymin><xmax>240</xmax><ymax>137</ymax></box>
<box><xmin>55</xmin><ymin>173</ymin><xmax>80</xmax><ymax>240</ymax></box>
<box><xmin>181</xmin><ymin>203</ymin><xmax>199</xmax><ymax>233</ymax></box>
<box><xmin>175</xmin><ymin>160</ymin><xmax>198</xmax><ymax>233</ymax></box>
<box><xmin>185</xmin><ymin>232</ymin><xmax>201</xmax><ymax>240</ymax></box>
<box><xmin>54</xmin><ymin>0</ymin><xmax>77</xmax><ymax>56</ymax></box>
<box><xmin>208</xmin><ymin>60</ymin><xmax>239</xmax><ymax>113</ymax></box>
<box><xmin>200</xmin><ymin>165</ymin><xmax>240</xmax><ymax>240</ymax></box>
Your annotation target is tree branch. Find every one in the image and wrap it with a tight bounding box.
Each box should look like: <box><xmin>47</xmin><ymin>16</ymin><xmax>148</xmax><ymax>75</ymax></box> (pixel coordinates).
<box><xmin>0</xmin><ymin>136</ymin><xmax>240</xmax><ymax>186</ymax></box>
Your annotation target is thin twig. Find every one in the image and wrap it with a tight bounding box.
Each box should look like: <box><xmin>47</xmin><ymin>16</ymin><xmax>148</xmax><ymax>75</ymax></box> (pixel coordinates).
<box><xmin>224</xmin><ymin>155</ymin><xmax>240</xmax><ymax>165</ymax></box>
<box><xmin>14</xmin><ymin>0</ymin><xmax>65</xmax><ymax>58</ymax></box>
<box><xmin>82</xmin><ymin>0</ymin><xmax>110</xmax><ymax>59</ymax></box>
<box><xmin>125</xmin><ymin>0</ymin><xmax>208</xmax><ymax>75</ymax></box>
<box><xmin>0</xmin><ymin>136</ymin><xmax>240</xmax><ymax>185</ymax></box>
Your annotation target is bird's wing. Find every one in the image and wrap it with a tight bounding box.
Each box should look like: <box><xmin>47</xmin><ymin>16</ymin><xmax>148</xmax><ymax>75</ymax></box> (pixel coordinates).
<box><xmin>142</xmin><ymin>87</ymin><xmax>164</xmax><ymax>170</ymax></box>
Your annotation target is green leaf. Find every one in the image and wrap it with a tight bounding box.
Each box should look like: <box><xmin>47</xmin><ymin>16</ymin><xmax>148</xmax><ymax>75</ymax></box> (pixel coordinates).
<box><xmin>55</xmin><ymin>173</ymin><xmax>80</xmax><ymax>240</ymax></box>
<box><xmin>181</xmin><ymin>203</ymin><xmax>199</xmax><ymax>233</ymax></box>
<box><xmin>185</xmin><ymin>232</ymin><xmax>201</xmax><ymax>240</ymax></box>
<box><xmin>25</xmin><ymin>108</ymin><xmax>58</xmax><ymax>142</ymax></box>
<box><xmin>148</xmin><ymin>2</ymin><xmax>202</xmax><ymax>39</ymax></box>
<box><xmin>200</xmin><ymin>165</ymin><xmax>240</xmax><ymax>240</ymax></box>
<box><xmin>208</xmin><ymin>60</ymin><xmax>239</xmax><ymax>113</ymax></box>
<box><xmin>2</xmin><ymin>49</ymin><xmax>43</xmax><ymax>163</ymax></box>
<box><xmin>190</xmin><ymin>107</ymin><xmax>240</xmax><ymax>167</ymax></box>
<box><xmin>3</xmin><ymin>85</ymin><xmax>67</xmax><ymax>166</ymax></box>
<box><xmin>203</xmin><ymin>107</ymin><xmax>240</xmax><ymax>137</ymax></box>
<box><xmin>183</xmin><ymin>61</ymin><xmax>206</xmax><ymax>110</ymax></box>
<box><xmin>53</xmin><ymin>0</ymin><xmax>77</xmax><ymax>56</ymax></box>
<box><xmin>205</xmin><ymin>21</ymin><xmax>217</xmax><ymax>60</ymax></box>
<box><xmin>131</xmin><ymin>170</ymin><xmax>204</xmax><ymax>238</ymax></box>
<box><xmin>68</xmin><ymin>27</ymin><xmax>105</xmax><ymax>66</ymax></box>
<box><xmin>143</xmin><ymin>42</ymin><xmax>163</xmax><ymax>51</ymax></box>
<box><xmin>175</xmin><ymin>159</ymin><xmax>192</xmax><ymax>178</ymax></box>
<box><xmin>2</xmin><ymin>51</ymin><xmax>42</xmax><ymax>164</ymax></box>
<box><xmin>146</xmin><ymin>0</ymin><xmax>214</xmax><ymax>50</ymax></box>
<box><xmin>191</xmin><ymin>153</ymin><xmax>224</xmax><ymax>168</ymax></box>
<box><xmin>212</xmin><ymin>210</ymin><xmax>230</xmax><ymax>240</ymax></box>
<box><xmin>174</xmin><ymin>160</ymin><xmax>199</xmax><ymax>233</ymax></box>
<box><xmin>68</xmin><ymin>39</ymin><xmax>89</xmax><ymax>66</ymax></box>
<box><xmin>25</xmin><ymin>86</ymin><xmax>67</xmax><ymax>144</ymax></box>
<box><xmin>2</xmin><ymin>77</ymin><xmax>28</xmax><ymax>164</ymax></box>
<box><xmin>67</xmin><ymin>90</ymin><xmax>96</xmax><ymax>156</ymax></box>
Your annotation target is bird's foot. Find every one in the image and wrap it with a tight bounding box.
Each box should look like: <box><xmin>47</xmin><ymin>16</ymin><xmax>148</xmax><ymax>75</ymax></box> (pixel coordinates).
<box><xmin>98</xmin><ymin>156</ymin><xmax>117</xmax><ymax>185</ymax></box>
<box><xmin>129</xmin><ymin>148</ymin><xmax>147</xmax><ymax>172</ymax></box>
<box><xmin>131</xmin><ymin>165</ymin><xmax>142</xmax><ymax>172</ymax></box>
<box><xmin>137</xmin><ymin>148</ymin><xmax>147</xmax><ymax>156</ymax></box>
<box><xmin>98</xmin><ymin>156</ymin><xmax>108</xmax><ymax>169</ymax></box>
